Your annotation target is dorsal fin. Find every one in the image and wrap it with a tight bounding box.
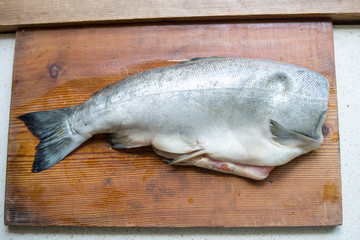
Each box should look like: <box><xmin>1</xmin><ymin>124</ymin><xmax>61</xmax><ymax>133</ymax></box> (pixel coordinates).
<box><xmin>178</xmin><ymin>57</ymin><xmax>223</xmax><ymax>64</ymax></box>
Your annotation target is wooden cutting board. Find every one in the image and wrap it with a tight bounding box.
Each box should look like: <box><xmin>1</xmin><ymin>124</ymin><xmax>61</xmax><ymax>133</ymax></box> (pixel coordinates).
<box><xmin>5</xmin><ymin>19</ymin><xmax>341</xmax><ymax>227</ymax></box>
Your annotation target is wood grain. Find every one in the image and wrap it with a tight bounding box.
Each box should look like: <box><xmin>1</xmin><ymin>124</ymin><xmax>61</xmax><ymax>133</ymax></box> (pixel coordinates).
<box><xmin>5</xmin><ymin>20</ymin><xmax>341</xmax><ymax>227</ymax></box>
<box><xmin>0</xmin><ymin>0</ymin><xmax>360</xmax><ymax>32</ymax></box>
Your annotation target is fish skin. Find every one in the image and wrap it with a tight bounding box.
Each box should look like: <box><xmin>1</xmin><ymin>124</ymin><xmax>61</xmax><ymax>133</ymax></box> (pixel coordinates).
<box><xmin>19</xmin><ymin>57</ymin><xmax>329</xmax><ymax>179</ymax></box>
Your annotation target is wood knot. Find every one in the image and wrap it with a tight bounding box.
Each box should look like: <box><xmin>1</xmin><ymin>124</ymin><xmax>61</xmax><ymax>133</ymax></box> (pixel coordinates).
<box><xmin>49</xmin><ymin>64</ymin><xmax>59</xmax><ymax>79</ymax></box>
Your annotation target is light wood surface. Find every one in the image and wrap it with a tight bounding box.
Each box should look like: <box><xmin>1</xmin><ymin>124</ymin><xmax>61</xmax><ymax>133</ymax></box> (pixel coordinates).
<box><xmin>0</xmin><ymin>0</ymin><xmax>360</xmax><ymax>32</ymax></box>
<box><xmin>5</xmin><ymin>20</ymin><xmax>341</xmax><ymax>227</ymax></box>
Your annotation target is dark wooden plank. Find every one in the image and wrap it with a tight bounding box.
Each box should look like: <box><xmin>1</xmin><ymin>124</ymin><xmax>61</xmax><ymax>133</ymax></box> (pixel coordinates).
<box><xmin>5</xmin><ymin>20</ymin><xmax>341</xmax><ymax>227</ymax></box>
<box><xmin>0</xmin><ymin>0</ymin><xmax>360</xmax><ymax>32</ymax></box>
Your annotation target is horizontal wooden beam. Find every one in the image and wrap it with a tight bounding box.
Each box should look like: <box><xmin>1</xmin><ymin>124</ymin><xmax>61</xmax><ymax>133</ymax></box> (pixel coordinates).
<box><xmin>1</xmin><ymin>0</ymin><xmax>360</xmax><ymax>32</ymax></box>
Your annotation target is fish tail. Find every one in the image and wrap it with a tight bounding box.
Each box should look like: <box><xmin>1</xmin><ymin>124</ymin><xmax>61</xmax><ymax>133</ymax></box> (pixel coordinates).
<box><xmin>18</xmin><ymin>106</ymin><xmax>87</xmax><ymax>173</ymax></box>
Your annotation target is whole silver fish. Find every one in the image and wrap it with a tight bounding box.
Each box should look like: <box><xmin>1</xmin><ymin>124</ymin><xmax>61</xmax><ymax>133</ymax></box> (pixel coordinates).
<box><xmin>19</xmin><ymin>57</ymin><xmax>329</xmax><ymax>180</ymax></box>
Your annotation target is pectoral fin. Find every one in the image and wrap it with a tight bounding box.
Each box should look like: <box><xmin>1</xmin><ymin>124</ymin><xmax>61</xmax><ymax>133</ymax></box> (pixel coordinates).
<box><xmin>270</xmin><ymin>119</ymin><xmax>317</xmax><ymax>148</ymax></box>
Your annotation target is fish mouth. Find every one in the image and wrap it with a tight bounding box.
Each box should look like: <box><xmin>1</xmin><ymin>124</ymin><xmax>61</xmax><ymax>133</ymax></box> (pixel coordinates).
<box><xmin>184</xmin><ymin>157</ymin><xmax>275</xmax><ymax>180</ymax></box>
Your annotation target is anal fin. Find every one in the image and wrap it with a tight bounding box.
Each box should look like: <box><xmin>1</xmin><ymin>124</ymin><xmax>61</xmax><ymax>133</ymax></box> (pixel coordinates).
<box><xmin>108</xmin><ymin>132</ymin><xmax>146</xmax><ymax>149</ymax></box>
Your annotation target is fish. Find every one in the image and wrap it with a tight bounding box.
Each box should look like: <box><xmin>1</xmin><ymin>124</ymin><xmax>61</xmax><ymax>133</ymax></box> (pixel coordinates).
<box><xmin>18</xmin><ymin>57</ymin><xmax>329</xmax><ymax>180</ymax></box>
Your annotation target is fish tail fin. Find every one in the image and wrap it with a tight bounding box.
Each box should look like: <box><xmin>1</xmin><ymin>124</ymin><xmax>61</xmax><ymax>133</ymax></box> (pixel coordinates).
<box><xmin>18</xmin><ymin>106</ymin><xmax>87</xmax><ymax>173</ymax></box>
